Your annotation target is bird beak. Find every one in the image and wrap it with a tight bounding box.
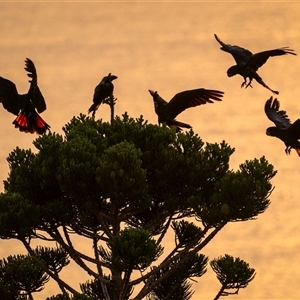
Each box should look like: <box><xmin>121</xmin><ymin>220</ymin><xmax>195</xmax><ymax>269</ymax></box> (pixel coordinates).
<box><xmin>148</xmin><ymin>90</ymin><xmax>156</xmax><ymax>96</ymax></box>
<box><xmin>108</xmin><ymin>73</ymin><xmax>118</xmax><ymax>81</ymax></box>
<box><xmin>111</xmin><ymin>75</ymin><xmax>118</xmax><ymax>80</ymax></box>
<box><xmin>266</xmin><ymin>130</ymin><xmax>271</xmax><ymax>136</ymax></box>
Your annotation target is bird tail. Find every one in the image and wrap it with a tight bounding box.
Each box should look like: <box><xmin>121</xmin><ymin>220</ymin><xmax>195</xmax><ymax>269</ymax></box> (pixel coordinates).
<box><xmin>169</xmin><ymin>125</ymin><xmax>182</xmax><ymax>133</ymax></box>
<box><xmin>174</xmin><ymin>120</ymin><xmax>192</xmax><ymax>129</ymax></box>
<box><xmin>88</xmin><ymin>103</ymin><xmax>99</xmax><ymax>117</ymax></box>
<box><xmin>169</xmin><ymin>120</ymin><xmax>192</xmax><ymax>132</ymax></box>
<box><xmin>13</xmin><ymin>109</ymin><xmax>50</xmax><ymax>134</ymax></box>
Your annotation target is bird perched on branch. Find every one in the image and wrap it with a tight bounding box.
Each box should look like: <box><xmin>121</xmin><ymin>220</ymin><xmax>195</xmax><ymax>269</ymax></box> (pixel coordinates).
<box><xmin>149</xmin><ymin>88</ymin><xmax>224</xmax><ymax>132</ymax></box>
<box><xmin>265</xmin><ymin>97</ymin><xmax>300</xmax><ymax>156</ymax></box>
<box><xmin>88</xmin><ymin>73</ymin><xmax>118</xmax><ymax>117</ymax></box>
<box><xmin>0</xmin><ymin>58</ymin><xmax>50</xmax><ymax>134</ymax></box>
<box><xmin>214</xmin><ymin>34</ymin><xmax>296</xmax><ymax>95</ymax></box>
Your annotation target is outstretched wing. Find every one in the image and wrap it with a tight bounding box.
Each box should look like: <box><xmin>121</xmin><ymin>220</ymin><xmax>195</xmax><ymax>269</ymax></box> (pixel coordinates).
<box><xmin>168</xmin><ymin>88</ymin><xmax>224</xmax><ymax>119</ymax></box>
<box><xmin>24</xmin><ymin>58</ymin><xmax>46</xmax><ymax>113</ymax></box>
<box><xmin>0</xmin><ymin>76</ymin><xmax>20</xmax><ymax>115</ymax></box>
<box><xmin>247</xmin><ymin>47</ymin><xmax>296</xmax><ymax>71</ymax></box>
<box><xmin>264</xmin><ymin>97</ymin><xmax>291</xmax><ymax>130</ymax></box>
<box><xmin>214</xmin><ymin>34</ymin><xmax>252</xmax><ymax>66</ymax></box>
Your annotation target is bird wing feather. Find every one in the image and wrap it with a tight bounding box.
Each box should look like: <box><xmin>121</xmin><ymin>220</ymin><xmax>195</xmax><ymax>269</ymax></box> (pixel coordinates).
<box><xmin>214</xmin><ymin>34</ymin><xmax>252</xmax><ymax>66</ymax></box>
<box><xmin>168</xmin><ymin>88</ymin><xmax>224</xmax><ymax>119</ymax></box>
<box><xmin>24</xmin><ymin>58</ymin><xmax>46</xmax><ymax>113</ymax></box>
<box><xmin>0</xmin><ymin>76</ymin><xmax>20</xmax><ymax>115</ymax></box>
<box><xmin>247</xmin><ymin>47</ymin><xmax>296</xmax><ymax>71</ymax></box>
<box><xmin>264</xmin><ymin>97</ymin><xmax>291</xmax><ymax>130</ymax></box>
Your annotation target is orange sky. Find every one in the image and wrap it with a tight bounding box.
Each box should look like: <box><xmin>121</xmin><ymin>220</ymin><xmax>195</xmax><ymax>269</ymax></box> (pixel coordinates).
<box><xmin>1</xmin><ymin>2</ymin><xmax>300</xmax><ymax>299</ymax></box>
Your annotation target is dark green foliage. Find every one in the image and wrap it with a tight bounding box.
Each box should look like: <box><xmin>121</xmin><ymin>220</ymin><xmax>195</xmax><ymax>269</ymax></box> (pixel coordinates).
<box><xmin>0</xmin><ymin>254</ymin><xmax>49</xmax><ymax>298</ymax></box>
<box><xmin>33</xmin><ymin>246</ymin><xmax>70</xmax><ymax>274</ymax></box>
<box><xmin>191</xmin><ymin>156</ymin><xmax>275</xmax><ymax>227</ymax></box>
<box><xmin>0</xmin><ymin>193</ymin><xmax>40</xmax><ymax>239</ymax></box>
<box><xmin>99</xmin><ymin>228</ymin><xmax>163</xmax><ymax>272</ymax></box>
<box><xmin>148</xmin><ymin>252</ymin><xmax>208</xmax><ymax>300</ymax></box>
<box><xmin>0</xmin><ymin>281</ymin><xmax>22</xmax><ymax>300</ymax></box>
<box><xmin>210</xmin><ymin>254</ymin><xmax>256</xmax><ymax>299</ymax></box>
<box><xmin>171</xmin><ymin>220</ymin><xmax>202</xmax><ymax>247</ymax></box>
<box><xmin>0</xmin><ymin>112</ymin><xmax>277</xmax><ymax>299</ymax></box>
<box><xmin>81</xmin><ymin>279</ymin><xmax>108</xmax><ymax>300</ymax></box>
<box><xmin>81</xmin><ymin>276</ymin><xmax>132</xmax><ymax>300</ymax></box>
<box><xmin>46</xmin><ymin>293</ymin><xmax>91</xmax><ymax>300</ymax></box>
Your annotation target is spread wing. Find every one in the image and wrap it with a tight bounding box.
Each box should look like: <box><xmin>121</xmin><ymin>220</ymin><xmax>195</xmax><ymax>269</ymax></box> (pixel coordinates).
<box><xmin>247</xmin><ymin>47</ymin><xmax>296</xmax><ymax>71</ymax></box>
<box><xmin>264</xmin><ymin>97</ymin><xmax>291</xmax><ymax>130</ymax></box>
<box><xmin>25</xmin><ymin>58</ymin><xmax>46</xmax><ymax>113</ymax></box>
<box><xmin>0</xmin><ymin>76</ymin><xmax>20</xmax><ymax>115</ymax></box>
<box><xmin>168</xmin><ymin>88</ymin><xmax>224</xmax><ymax>119</ymax></box>
<box><xmin>214</xmin><ymin>34</ymin><xmax>252</xmax><ymax>66</ymax></box>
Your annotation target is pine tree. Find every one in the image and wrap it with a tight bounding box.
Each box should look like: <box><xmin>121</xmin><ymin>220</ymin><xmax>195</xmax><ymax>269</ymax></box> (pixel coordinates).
<box><xmin>0</xmin><ymin>97</ymin><xmax>276</xmax><ymax>300</ymax></box>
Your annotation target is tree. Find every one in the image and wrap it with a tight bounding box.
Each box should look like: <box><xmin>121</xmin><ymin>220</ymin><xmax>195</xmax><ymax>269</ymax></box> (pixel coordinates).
<box><xmin>0</xmin><ymin>98</ymin><xmax>276</xmax><ymax>300</ymax></box>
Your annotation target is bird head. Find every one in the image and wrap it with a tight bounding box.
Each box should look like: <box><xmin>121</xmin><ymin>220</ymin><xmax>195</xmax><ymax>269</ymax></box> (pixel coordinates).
<box><xmin>266</xmin><ymin>127</ymin><xmax>278</xmax><ymax>137</ymax></box>
<box><xmin>227</xmin><ymin>65</ymin><xmax>239</xmax><ymax>77</ymax></box>
<box><xmin>148</xmin><ymin>90</ymin><xmax>157</xmax><ymax>97</ymax></box>
<box><xmin>108</xmin><ymin>73</ymin><xmax>118</xmax><ymax>81</ymax></box>
<box><xmin>149</xmin><ymin>90</ymin><xmax>160</xmax><ymax>109</ymax></box>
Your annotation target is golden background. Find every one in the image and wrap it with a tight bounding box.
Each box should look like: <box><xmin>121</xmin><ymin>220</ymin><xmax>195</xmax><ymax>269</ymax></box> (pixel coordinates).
<box><xmin>0</xmin><ymin>2</ymin><xmax>300</xmax><ymax>299</ymax></box>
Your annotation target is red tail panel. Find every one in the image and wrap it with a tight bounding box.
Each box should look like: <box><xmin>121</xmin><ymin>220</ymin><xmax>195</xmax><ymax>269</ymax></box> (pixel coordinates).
<box><xmin>13</xmin><ymin>114</ymin><xmax>31</xmax><ymax>132</ymax></box>
<box><xmin>12</xmin><ymin>112</ymin><xmax>50</xmax><ymax>134</ymax></box>
<box><xmin>34</xmin><ymin>115</ymin><xmax>50</xmax><ymax>134</ymax></box>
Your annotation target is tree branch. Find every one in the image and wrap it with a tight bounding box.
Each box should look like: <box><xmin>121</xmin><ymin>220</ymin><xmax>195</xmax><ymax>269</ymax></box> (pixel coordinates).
<box><xmin>155</xmin><ymin>215</ymin><xmax>173</xmax><ymax>246</ymax></box>
<box><xmin>45</xmin><ymin>226</ymin><xmax>111</xmax><ymax>284</ymax></box>
<box><xmin>94</xmin><ymin>211</ymin><xmax>114</xmax><ymax>240</ymax></box>
<box><xmin>21</xmin><ymin>238</ymin><xmax>80</xmax><ymax>296</ymax></box>
<box><xmin>120</xmin><ymin>269</ymin><xmax>132</xmax><ymax>300</ymax></box>
<box><xmin>93</xmin><ymin>233</ymin><xmax>111</xmax><ymax>300</ymax></box>
<box><xmin>132</xmin><ymin>222</ymin><xmax>226</xmax><ymax>299</ymax></box>
<box><xmin>61</xmin><ymin>225</ymin><xmax>107</xmax><ymax>280</ymax></box>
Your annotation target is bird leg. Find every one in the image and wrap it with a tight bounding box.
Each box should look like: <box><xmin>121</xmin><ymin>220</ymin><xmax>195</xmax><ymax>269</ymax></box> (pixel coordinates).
<box><xmin>245</xmin><ymin>79</ymin><xmax>253</xmax><ymax>89</ymax></box>
<box><xmin>241</xmin><ymin>77</ymin><xmax>253</xmax><ymax>89</ymax></box>
<box><xmin>241</xmin><ymin>78</ymin><xmax>247</xmax><ymax>88</ymax></box>
<box><xmin>270</xmin><ymin>88</ymin><xmax>279</xmax><ymax>95</ymax></box>
<box><xmin>254</xmin><ymin>73</ymin><xmax>279</xmax><ymax>95</ymax></box>
<box><xmin>285</xmin><ymin>146</ymin><xmax>292</xmax><ymax>155</ymax></box>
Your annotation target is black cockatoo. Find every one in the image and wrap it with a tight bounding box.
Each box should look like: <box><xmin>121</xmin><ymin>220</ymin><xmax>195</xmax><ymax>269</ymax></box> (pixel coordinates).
<box><xmin>214</xmin><ymin>34</ymin><xmax>296</xmax><ymax>94</ymax></box>
<box><xmin>149</xmin><ymin>88</ymin><xmax>224</xmax><ymax>132</ymax></box>
<box><xmin>265</xmin><ymin>96</ymin><xmax>300</xmax><ymax>156</ymax></box>
<box><xmin>0</xmin><ymin>58</ymin><xmax>50</xmax><ymax>134</ymax></box>
<box><xmin>88</xmin><ymin>73</ymin><xmax>118</xmax><ymax>117</ymax></box>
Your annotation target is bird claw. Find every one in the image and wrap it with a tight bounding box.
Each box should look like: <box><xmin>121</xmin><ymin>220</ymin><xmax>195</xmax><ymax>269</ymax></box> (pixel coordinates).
<box><xmin>241</xmin><ymin>80</ymin><xmax>253</xmax><ymax>89</ymax></box>
<box><xmin>245</xmin><ymin>82</ymin><xmax>253</xmax><ymax>89</ymax></box>
<box><xmin>285</xmin><ymin>147</ymin><xmax>291</xmax><ymax>155</ymax></box>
